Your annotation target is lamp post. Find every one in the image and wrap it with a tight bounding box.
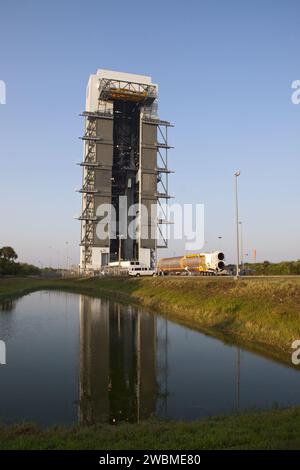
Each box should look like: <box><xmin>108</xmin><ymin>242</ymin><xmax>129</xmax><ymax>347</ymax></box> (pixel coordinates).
<box><xmin>65</xmin><ymin>241</ymin><xmax>69</xmax><ymax>271</ymax></box>
<box><xmin>57</xmin><ymin>250</ymin><xmax>60</xmax><ymax>270</ymax></box>
<box><xmin>48</xmin><ymin>246</ymin><xmax>52</xmax><ymax>269</ymax></box>
<box><xmin>234</xmin><ymin>170</ymin><xmax>241</xmax><ymax>278</ymax></box>
<box><xmin>239</xmin><ymin>221</ymin><xmax>244</xmax><ymax>272</ymax></box>
<box><xmin>117</xmin><ymin>235</ymin><xmax>124</xmax><ymax>267</ymax></box>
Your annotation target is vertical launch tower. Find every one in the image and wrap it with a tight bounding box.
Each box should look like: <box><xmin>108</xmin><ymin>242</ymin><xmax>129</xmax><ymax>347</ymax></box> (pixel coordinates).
<box><xmin>79</xmin><ymin>69</ymin><xmax>172</xmax><ymax>273</ymax></box>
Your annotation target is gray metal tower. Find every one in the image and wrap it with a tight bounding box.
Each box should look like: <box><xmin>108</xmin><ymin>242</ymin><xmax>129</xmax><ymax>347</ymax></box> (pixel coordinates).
<box><xmin>78</xmin><ymin>70</ymin><xmax>173</xmax><ymax>273</ymax></box>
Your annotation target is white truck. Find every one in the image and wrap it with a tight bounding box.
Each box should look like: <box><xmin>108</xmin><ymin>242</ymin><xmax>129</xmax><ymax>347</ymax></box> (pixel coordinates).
<box><xmin>128</xmin><ymin>266</ymin><xmax>156</xmax><ymax>277</ymax></box>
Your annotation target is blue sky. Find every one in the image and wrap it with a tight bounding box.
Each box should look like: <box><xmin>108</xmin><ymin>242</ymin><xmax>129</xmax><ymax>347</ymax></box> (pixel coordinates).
<box><xmin>0</xmin><ymin>0</ymin><xmax>300</xmax><ymax>267</ymax></box>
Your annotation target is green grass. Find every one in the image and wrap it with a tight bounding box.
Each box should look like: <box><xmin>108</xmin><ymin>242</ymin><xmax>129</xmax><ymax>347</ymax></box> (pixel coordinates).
<box><xmin>1</xmin><ymin>407</ymin><xmax>300</xmax><ymax>449</ymax></box>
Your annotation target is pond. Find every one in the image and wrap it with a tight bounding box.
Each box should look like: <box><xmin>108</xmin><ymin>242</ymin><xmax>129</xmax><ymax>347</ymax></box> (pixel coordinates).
<box><xmin>0</xmin><ymin>290</ymin><xmax>299</xmax><ymax>427</ymax></box>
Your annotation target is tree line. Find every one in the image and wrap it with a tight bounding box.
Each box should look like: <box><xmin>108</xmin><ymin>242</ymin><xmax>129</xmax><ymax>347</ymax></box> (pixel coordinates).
<box><xmin>244</xmin><ymin>260</ymin><xmax>300</xmax><ymax>275</ymax></box>
<box><xmin>0</xmin><ymin>246</ymin><xmax>40</xmax><ymax>276</ymax></box>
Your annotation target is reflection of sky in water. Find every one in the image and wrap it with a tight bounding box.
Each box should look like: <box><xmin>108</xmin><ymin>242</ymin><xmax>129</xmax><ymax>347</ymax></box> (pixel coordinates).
<box><xmin>0</xmin><ymin>290</ymin><xmax>299</xmax><ymax>427</ymax></box>
<box><xmin>158</xmin><ymin>321</ymin><xmax>300</xmax><ymax>420</ymax></box>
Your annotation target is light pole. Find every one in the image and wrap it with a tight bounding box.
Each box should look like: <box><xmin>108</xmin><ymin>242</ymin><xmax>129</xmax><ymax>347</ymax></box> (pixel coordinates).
<box><xmin>239</xmin><ymin>221</ymin><xmax>244</xmax><ymax>272</ymax></box>
<box><xmin>48</xmin><ymin>246</ymin><xmax>52</xmax><ymax>269</ymax></box>
<box><xmin>57</xmin><ymin>250</ymin><xmax>60</xmax><ymax>270</ymax></box>
<box><xmin>117</xmin><ymin>235</ymin><xmax>124</xmax><ymax>267</ymax></box>
<box><xmin>234</xmin><ymin>170</ymin><xmax>241</xmax><ymax>278</ymax></box>
<box><xmin>65</xmin><ymin>241</ymin><xmax>69</xmax><ymax>271</ymax></box>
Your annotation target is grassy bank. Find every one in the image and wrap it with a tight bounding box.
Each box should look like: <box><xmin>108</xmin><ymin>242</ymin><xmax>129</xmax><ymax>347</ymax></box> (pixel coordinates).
<box><xmin>1</xmin><ymin>276</ymin><xmax>300</xmax><ymax>362</ymax></box>
<box><xmin>1</xmin><ymin>407</ymin><xmax>300</xmax><ymax>450</ymax></box>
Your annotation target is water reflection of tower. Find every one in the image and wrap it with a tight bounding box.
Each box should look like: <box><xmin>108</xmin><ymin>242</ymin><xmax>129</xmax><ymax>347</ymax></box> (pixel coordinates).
<box><xmin>235</xmin><ymin>347</ymin><xmax>241</xmax><ymax>411</ymax></box>
<box><xmin>136</xmin><ymin>308</ymin><xmax>157</xmax><ymax>421</ymax></box>
<box><xmin>79</xmin><ymin>296</ymin><xmax>110</xmax><ymax>424</ymax></box>
<box><xmin>79</xmin><ymin>296</ymin><xmax>157</xmax><ymax>425</ymax></box>
<box><xmin>156</xmin><ymin>319</ymin><xmax>169</xmax><ymax>419</ymax></box>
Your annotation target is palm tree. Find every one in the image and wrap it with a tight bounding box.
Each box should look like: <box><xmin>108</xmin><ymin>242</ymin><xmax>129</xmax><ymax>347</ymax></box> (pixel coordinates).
<box><xmin>0</xmin><ymin>246</ymin><xmax>18</xmax><ymax>262</ymax></box>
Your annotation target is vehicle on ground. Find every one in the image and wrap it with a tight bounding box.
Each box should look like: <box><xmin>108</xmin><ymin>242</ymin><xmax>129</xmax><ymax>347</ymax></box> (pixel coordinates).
<box><xmin>128</xmin><ymin>266</ymin><xmax>156</xmax><ymax>277</ymax></box>
<box><xmin>157</xmin><ymin>251</ymin><xmax>225</xmax><ymax>276</ymax></box>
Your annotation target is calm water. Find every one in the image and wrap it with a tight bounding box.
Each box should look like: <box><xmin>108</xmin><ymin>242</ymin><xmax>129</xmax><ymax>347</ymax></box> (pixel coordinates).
<box><xmin>0</xmin><ymin>291</ymin><xmax>300</xmax><ymax>427</ymax></box>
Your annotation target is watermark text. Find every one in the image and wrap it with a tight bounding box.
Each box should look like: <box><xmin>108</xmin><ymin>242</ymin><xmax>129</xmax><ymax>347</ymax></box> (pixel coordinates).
<box><xmin>0</xmin><ymin>340</ymin><xmax>6</xmax><ymax>365</ymax></box>
<box><xmin>0</xmin><ymin>80</ymin><xmax>6</xmax><ymax>104</ymax></box>
<box><xmin>291</xmin><ymin>339</ymin><xmax>300</xmax><ymax>365</ymax></box>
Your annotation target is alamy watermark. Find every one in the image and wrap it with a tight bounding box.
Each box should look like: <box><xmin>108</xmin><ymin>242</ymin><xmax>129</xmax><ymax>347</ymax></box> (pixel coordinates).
<box><xmin>0</xmin><ymin>80</ymin><xmax>6</xmax><ymax>104</ymax></box>
<box><xmin>291</xmin><ymin>80</ymin><xmax>300</xmax><ymax>104</ymax></box>
<box><xmin>291</xmin><ymin>340</ymin><xmax>300</xmax><ymax>365</ymax></box>
<box><xmin>93</xmin><ymin>199</ymin><xmax>205</xmax><ymax>251</ymax></box>
<box><xmin>0</xmin><ymin>340</ymin><xmax>6</xmax><ymax>365</ymax></box>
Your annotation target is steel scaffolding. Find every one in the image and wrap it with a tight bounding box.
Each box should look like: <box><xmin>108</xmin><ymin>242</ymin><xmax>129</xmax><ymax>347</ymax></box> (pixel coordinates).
<box><xmin>78</xmin><ymin>74</ymin><xmax>174</xmax><ymax>271</ymax></box>
<box><xmin>155</xmin><ymin>121</ymin><xmax>174</xmax><ymax>250</ymax></box>
<box><xmin>78</xmin><ymin>115</ymin><xmax>99</xmax><ymax>269</ymax></box>
<box><xmin>98</xmin><ymin>78</ymin><xmax>157</xmax><ymax>104</ymax></box>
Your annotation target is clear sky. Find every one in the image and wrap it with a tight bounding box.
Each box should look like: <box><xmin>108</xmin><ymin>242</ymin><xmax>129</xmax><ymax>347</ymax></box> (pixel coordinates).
<box><xmin>0</xmin><ymin>0</ymin><xmax>300</xmax><ymax>267</ymax></box>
